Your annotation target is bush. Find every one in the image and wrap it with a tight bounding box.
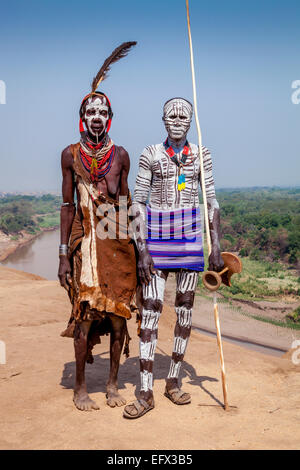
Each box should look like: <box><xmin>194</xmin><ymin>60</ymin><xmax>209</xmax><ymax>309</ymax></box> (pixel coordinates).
<box><xmin>286</xmin><ymin>306</ymin><xmax>300</xmax><ymax>323</ymax></box>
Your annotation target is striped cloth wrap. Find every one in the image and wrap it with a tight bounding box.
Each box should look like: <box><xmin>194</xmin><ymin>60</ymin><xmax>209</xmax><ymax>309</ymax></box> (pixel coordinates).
<box><xmin>146</xmin><ymin>205</ymin><xmax>204</xmax><ymax>271</ymax></box>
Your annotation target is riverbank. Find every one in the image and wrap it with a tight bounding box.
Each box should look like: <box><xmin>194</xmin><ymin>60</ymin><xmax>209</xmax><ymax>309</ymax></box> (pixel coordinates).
<box><xmin>0</xmin><ymin>226</ymin><xmax>59</xmax><ymax>262</ymax></box>
<box><xmin>165</xmin><ymin>274</ymin><xmax>300</xmax><ymax>354</ymax></box>
<box><xmin>0</xmin><ymin>266</ymin><xmax>299</xmax><ymax>450</ymax></box>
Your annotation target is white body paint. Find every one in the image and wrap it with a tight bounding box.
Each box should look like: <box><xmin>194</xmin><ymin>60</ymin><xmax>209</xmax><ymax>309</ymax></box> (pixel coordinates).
<box><xmin>84</xmin><ymin>96</ymin><xmax>109</xmax><ymax>136</ymax></box>
<box><xmin>207</xmin><ymin>197</ymin><xmax>220</xmax><ymax>223</ymax></box>
<box><xmin>176</xmin><ymin>306</ymin><xmax>193</xmax><ymax>328</ymax></box>
<box><xmin>142</xmin><ymin>271</ymin><xmax>166</xmax><ymax>302</ymax></box>
<box><xmin>140</xmin><ymin>370</ymin><xmax>153</xmax><ymax>391</ymax></box>
<box><xmin>167</xmin><ymin>360</ymin><xmax>181</xmax><ymax>379</ymax></box>
<box><xmin>134</xmin><ymin>99</ymin><xmax>221</xmax><ymax>394</ymax></box>
<box><xmin>140</xmin><ymin>339</ymin><xmax>157</xmax><ymax>361</ymax></box>
<box><xmin>140</xmin><ymin>310</ymin><xmax>161</xmax><ymax>330</ymax></box>
<box><xmin>163</xmin><ymin>98</ymin><xmax>193</xmax><ymax>143</ymax></box>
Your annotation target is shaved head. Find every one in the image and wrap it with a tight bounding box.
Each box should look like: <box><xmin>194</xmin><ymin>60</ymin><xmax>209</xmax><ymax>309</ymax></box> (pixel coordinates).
<box><xmin>162</xmin><ymin>97</ymin><xmax>193</xmax><ymax>142</ymax></box>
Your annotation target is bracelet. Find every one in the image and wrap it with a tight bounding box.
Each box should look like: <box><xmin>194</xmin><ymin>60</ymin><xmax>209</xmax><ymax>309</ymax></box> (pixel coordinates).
<box><xmin>61</xmin><ymin>202</ymin><xmax>76</xmax><ymax>208</ymax></box>
<box><xmin>59</xmin><ymin>244</ymin><xmax>68</xmax><ymax>257</ymax></box>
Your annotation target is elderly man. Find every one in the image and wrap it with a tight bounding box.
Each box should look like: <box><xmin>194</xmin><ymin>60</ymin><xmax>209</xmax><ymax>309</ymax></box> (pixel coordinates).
<box><xmin>58</xmin><ymin>42</ymin><xmax>137</xmax><ymax>412</ymax></box>
<box><xmin>123</xmin><ymin>97</ymin><xmax>223</xmax><ymax>419</ymax></box>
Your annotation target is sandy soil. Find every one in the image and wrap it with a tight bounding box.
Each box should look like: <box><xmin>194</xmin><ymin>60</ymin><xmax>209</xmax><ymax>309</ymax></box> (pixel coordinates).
<box><xmin>0</xmin><ymin>267</ymin><xmax>299</xmax><ymax>450</ymax></box>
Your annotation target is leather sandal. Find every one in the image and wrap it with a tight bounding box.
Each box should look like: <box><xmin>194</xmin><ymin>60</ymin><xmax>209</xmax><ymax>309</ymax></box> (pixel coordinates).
<box><xmin>164</xmin><ymin>387</ymin><xmax>191</xmax><ymax>405</ymax></box>
<box><xmin>123</xmin><ymin>398</ymin><xmax>155</xmax><ymax>419</ymax></box>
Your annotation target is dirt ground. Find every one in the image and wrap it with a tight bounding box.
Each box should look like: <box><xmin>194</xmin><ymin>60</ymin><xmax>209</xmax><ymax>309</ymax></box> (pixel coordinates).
<box><xmin>0</xmin><ymin>266</ymin><xmax>299</xmax><ymax>450</ymax></box>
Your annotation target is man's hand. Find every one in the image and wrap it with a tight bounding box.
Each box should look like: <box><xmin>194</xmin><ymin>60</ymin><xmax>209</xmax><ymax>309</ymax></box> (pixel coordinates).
<box><xmin>138</xmin><ymin>250</ymin><xmax>156</xmax><ymax>285</ymax></box>
<box><xmin>58</xmin><ymin>256</ymin><xmax>72</xmax><ymax>291</ymax></box>
<box><xmin>208</xmin><ymin>244</ymin><xmax>224</xmax><ymax>272</ymax></box>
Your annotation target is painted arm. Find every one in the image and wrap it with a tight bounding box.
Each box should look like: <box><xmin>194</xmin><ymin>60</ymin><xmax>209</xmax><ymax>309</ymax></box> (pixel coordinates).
<box><xmin>132</xmin><ymin>149</ymin><xmax>155</xmax><ymax>285</ymax></box>
<box><xmin>200</xmin><ymin>148</ymin><xmax>224</xmax><ymax>272</ymax></box>
<box><xmin>58</xmin><ymin>146</ymin><xmax>76</xmax><ymax>290</ymax></box>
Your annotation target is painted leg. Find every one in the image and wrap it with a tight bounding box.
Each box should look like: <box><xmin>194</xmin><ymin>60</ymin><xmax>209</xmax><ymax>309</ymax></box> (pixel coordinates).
<box><xmin>123</xmin><ymin>270</ymin><xmax>167</xmax><ymax>418</ymax></box>
<box><xmin>165</xmin><ymin>271</ymin><xmax>198</xmax><ymax>404</ymax></box>
<box><xmin>106</xmin><ymin>314</ymin><xmax>127</xmax><ymax>407</ymax></box>
<box><xmin>73</xmin><ymin>320</ymin><xmax>100</xmax><ymax>411</ymax></box>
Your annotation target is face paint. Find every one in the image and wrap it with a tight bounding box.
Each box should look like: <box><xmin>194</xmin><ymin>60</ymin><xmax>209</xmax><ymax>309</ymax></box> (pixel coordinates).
<box><xmin>163</xmin><ymin>98</ymin><xmax>193</xmax><ymax>142</ymax></box>
<box><xmin>83</xmin><ymin>96</ymin><xmax>109</xmax><ymax>137</ymax></box>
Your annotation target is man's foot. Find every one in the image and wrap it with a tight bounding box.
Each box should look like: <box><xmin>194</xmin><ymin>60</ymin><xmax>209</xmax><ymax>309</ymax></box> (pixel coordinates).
<box><xmin>106</xmin><ymin>385</ymin><xmax>126</xmax><ymax>408</ymax></box>
<box><xmin>164</xmin><ymin>378</ymin><xmax>191</xmax><ymax>405</ymax></box>
<box><xmin>164</xmin><ymin>386</ymin><xmax>191</xmax><ymax>405</ymax></box>
<box><xmin>73</xmin><ymin>390</ymin><xmax>100</xmax><ymax>411</ymax></box>
<box><xmin>123</xmin><ymin>397</ymin><xmax>154</xmax><ymax>419</ymax></box>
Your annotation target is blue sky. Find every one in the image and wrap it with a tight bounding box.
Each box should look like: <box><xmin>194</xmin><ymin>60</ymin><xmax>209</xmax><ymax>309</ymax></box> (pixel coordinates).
<box><xmin>0</xmin><ymin>0</ymin><xmax>299</xmax><ymax>192</ymax></box>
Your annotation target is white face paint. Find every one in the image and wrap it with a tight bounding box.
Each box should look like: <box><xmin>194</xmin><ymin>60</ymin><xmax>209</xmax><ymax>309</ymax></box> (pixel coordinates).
<box><xmin>83</xmin><ymin>96</ymin><xmax>109</xmax><ymax>137</ymax></box>
<box><xmin>163</xmin><ymin>98</ymin><xmax>193</xmax><ymax>142</ymax></box>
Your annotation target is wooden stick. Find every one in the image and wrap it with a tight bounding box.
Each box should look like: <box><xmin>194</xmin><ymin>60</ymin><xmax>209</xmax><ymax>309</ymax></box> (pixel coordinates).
<box><xmin>185</xmin><ymin>0</ymin><xmax>211</xmax><ymax>254</ymax></box>
<box><xmin>186</xmin><ymin>0</ymin><xmax>229</xmax><ymax>410</ymax></box>
<box><xmin>213</xmin><ymin>292</ymin><xmax>229</xmax><ymax>410</ymax></box>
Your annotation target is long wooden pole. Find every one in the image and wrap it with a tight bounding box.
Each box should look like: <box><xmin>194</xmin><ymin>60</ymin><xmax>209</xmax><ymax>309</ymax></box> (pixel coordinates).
<box><xmin>185</xmin><ymin>0</ymin><xmax>229</xmax><ymax>411</ymax></box>
<box><xmin>213</xmin><ymin>292</ymin><xmax>229</xmax><ymax>410</ymax></box>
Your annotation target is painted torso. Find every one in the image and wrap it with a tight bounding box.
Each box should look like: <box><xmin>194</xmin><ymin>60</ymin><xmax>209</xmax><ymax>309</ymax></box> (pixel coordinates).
<box><xmin>133</xmin><ymin>142</ymin><xmax>215</xmax><ymax>209</ymax></box>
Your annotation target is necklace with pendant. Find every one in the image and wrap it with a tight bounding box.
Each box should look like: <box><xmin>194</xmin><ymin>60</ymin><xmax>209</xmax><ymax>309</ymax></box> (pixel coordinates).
<box><xmin>164</xmin><ymin>138</ymin><xmax>190</xmax><ymax>191</ymax></box>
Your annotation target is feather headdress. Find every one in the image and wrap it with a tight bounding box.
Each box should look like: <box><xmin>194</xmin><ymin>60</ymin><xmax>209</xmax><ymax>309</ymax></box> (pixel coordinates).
<box><xmin>79</xmin><ymin>41</ymin><xmax>137</xmax><ymax>135</ymax></box>
<box><xmin>91</xmin><ymin>41</ymin><xmax>137</xmax><ymax>93</ymax></box>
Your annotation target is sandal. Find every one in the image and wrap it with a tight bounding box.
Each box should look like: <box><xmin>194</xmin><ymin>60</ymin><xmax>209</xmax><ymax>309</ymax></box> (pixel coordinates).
<box><xmin>164</xmin><ymin>387</ymin><xmax>191</xmax><ymax>405</ymax></box>
<box><xmin>123</xmin><ymin>398</ymin><xmax>154</xmax><ymax>419</ymax></box>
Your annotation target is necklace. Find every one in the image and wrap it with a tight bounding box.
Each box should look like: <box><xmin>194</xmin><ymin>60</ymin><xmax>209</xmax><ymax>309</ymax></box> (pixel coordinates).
<box><xmin>79</xmin><ymin>134</ymin><xmax>115</xmax><ymax>182</ymax></box>
<box><xmin>163</xmin><ymin>138</ymin><xmax>190</xmax><ymax>191</ymax></box>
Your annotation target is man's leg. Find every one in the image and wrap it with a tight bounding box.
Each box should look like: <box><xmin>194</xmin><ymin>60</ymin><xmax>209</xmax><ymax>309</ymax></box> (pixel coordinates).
<box><xmin>73</xmin><ymin>320</ymin><xmax>100</xmax><ymax>411</ymax></box>
<box><xmin>123</xmin><ymin>270</ymin><xmax>168</xmax><ymax>417</ymax></box>
<box><xmin>165</xmin><ymin>270</ymin><xmax>199</xmax><ymax>403</ymax></box>
<box><xmin>106</xmin><ymin>314</ymin><xmax>127</xmax><ymax>407</ymax></box>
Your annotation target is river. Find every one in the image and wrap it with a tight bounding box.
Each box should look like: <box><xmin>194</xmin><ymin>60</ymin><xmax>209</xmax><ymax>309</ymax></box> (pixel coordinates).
<box><xmin>1</xmin><ymin>229</ymin><xmax>60</xmax><ymax>280</ymax></box>
<box><xmin>0</xmin><ymin>228</ymin><xmax>288</xmax><ymax>356</ymax></box>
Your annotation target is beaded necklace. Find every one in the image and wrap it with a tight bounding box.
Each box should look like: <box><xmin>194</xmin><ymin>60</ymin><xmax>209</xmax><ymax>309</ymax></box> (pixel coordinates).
<box><xmin>79</xmin><ymin>136</ymin><xmax>115</xmax><ymax>183</ymax></box>
<box><xmin>163</xmin><ymin>138</ymin><xmax>191</xmax><ymax>191</ymax></box>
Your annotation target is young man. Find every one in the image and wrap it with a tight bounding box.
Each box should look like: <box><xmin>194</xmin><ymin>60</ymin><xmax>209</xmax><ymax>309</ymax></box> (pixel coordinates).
<box><xmin>59</xmin><ymin>43</ymin><xmax>137</xmax><ymax>411</ymax></box>
<box><xmin>123</xmin><ymin>97</ymin><xmax>223</xmax><ymax>418</ymax></box>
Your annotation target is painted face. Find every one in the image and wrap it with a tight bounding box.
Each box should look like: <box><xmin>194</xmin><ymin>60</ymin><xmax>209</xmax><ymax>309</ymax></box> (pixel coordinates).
<box><xmin>162</xmin><ymin>98</ymin><xmax>193</xmax><ymax>141</ymax></box>
<box><xmin>83</xmin><ymin>95</ymin><xmax>109</xmax><ymax>137</ymax></box>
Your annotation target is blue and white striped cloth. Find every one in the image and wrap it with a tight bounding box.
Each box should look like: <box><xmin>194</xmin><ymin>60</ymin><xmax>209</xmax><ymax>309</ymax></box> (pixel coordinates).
<box><xmin>146</xmin><ymin>206</ymin><xmax>204</xmax><ymax>271</ymax></box>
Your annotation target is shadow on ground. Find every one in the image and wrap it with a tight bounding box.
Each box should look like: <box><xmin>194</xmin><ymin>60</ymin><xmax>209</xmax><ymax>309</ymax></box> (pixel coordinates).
<box><xmin>60</xmin><ymin>350</ymin><xmax>221</xmax><ymax>406</ymax></box>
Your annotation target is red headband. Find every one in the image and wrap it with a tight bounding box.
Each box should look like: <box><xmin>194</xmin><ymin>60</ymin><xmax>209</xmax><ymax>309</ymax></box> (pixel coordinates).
<box><xmin>79</xmin><ymin>92</ymin><xmax>112</xmax><ymax>135</ymax></box>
